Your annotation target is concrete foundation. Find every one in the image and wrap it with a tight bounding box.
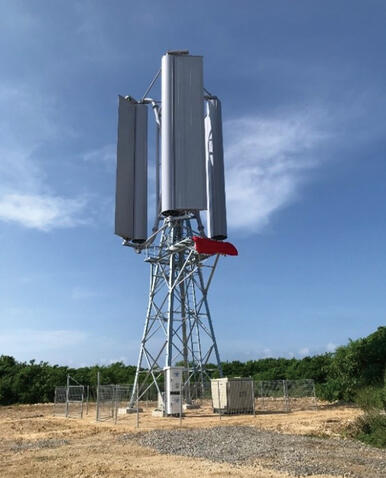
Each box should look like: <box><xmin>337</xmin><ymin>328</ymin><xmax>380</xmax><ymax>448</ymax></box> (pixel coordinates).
<box><xmin>151</xmin><ymin>408</ymin><xmax>164</xmax><ymax>417</ymax></box>
<box><xmin>125</xmin><ymin>407</ymin><xmax>143</xmax><ymax>414</ymax></box>
<box><xmin>183</xmin><ymin>403</ymin><xmax>200</xmax><ymax>410</ymax></box>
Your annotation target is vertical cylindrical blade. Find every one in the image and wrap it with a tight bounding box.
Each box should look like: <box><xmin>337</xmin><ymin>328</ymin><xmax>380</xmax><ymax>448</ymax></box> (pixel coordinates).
<box><xmin>115</xmin><ymin>96</ymin><xmax>136</xmax><ymax>240</ymax></box>
<box><xmin>115</xmin><ymin>97</ymin><xmax>148</xmax><ymax>242</ymax></box>
<box><xmin>205</xmin><ymin>98</ymin><xmax>227</xmax><ymax>240</ymax></box>
<box><xmin>161</xmin><ymin>53</ymin><xmax>207</xmax><ymax>214</ymax></box>
<box><xmin>133</xmin><ymin>103</ymin><xmax>148</xmax><ymax>242</ymax></box>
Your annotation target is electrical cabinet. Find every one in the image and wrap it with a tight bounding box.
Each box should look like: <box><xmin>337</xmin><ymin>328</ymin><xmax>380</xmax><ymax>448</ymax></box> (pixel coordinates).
<box><xmin>164</xmin><ymin>366</ymin><xmax>184</xmax><ymax>415</ymax></box>
<box><xmin>211</xmin><ymin>377</ymin><xmax>254</xmax><ymax>414</ymax></box>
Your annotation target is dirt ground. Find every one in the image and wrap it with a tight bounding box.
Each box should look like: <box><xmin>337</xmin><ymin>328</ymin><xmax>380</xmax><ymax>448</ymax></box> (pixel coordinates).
<box><xmin>0</xmin><ymin>401</ymin><xmax>369</xmax><ymax>478</ymax></box>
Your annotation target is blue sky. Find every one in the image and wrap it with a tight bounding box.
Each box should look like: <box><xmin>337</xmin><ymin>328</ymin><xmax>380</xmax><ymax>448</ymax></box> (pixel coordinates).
<box><xmin>0</xmin><ymin>0</ymin><xmax>385</xmax><ymax>366</ymax></box>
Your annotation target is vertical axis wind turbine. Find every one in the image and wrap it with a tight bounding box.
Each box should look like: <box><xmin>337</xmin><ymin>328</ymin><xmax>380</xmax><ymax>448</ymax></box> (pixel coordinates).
<box><xmin>114</xmin><ymin>51</ymin><xmax>238</xmax><ymax>411</ymax></box>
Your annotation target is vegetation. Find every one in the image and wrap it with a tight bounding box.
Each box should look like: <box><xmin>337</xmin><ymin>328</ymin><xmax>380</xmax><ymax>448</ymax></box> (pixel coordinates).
<box><xmin>0</xmin><ymin>358</ymin><xmax>136</xmax><ymax>405</ymax></box>
<box><xmin>0</xmin><ymin>327</ymin><xmax>384</xmax><ymax>407</ymax></box>
<box><xmin>354</xmin><ymin>411</ymin><xmax>386</xmax><ymax>449</ymax></box>
<box><xmin>349</xmin><ymin>384</ymin><xmax>386</xmax><ymax>449</ymax></box>
<box><xmin>221</xmin><ymin>326</ymin><xmax>386</xmax><ymax>403</ymax></box>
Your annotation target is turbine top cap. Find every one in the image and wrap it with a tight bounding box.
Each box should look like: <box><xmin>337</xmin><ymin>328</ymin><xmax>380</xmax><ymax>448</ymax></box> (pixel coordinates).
<box><xmin>166</xmin><ymin>50</ymin><xmax>189</xmax><ymax>55</ymax></box>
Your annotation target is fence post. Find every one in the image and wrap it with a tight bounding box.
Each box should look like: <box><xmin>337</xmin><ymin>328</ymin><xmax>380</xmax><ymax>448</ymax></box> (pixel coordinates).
<box><xmin>86</xmin><ymin>385</ymin><xmax>89</xmax><ymax>416</ymax></box>
<box><xmin>260</xmin><ymin>381</ymin><xmax>265</xmax><ymax>411</ymax></box>
<box><xmin>179</xmin><ymin>379</ymin><xmax>183</xmax><ymax>427</ymax></box>
<box><xmin>251</xmin><ymin>380</ymin><xmax>256</xmax><ymax>418</ymax></box>
<box><xmin>114</xmin><ymin>385</ymin><xmax>118</xmax><ymax>424</ymax></box>
<box><xmin>96</xmin><ymin>372</ymin><xmax>100</xmax><ymax>422</ymax></box>
<box><xmin>217</xmin><ymin>381</ymin><xmax>222</xmax><ymax>421</ymax></box>
<box><xmin>80</xmin><ymin>386</ymin><xmax>84</xmax><ymax>419</ymax></box>
<box><xmin>312</xmin><ymin>380</ymin><xmax>318</xmax><ymax>410</ymax></box>
<box><xmin>283</xmin><ymin>380</ymin><xmax>290</xmax><ymax>412</ymax></box>
<box><xmin>136</xmin><ymin>382</ymin><xmax>139</xmax><ymax>428</ymax></box>
<box><xmin>65</xmin><ymin>374</ymin><xmax>70</xmax><ymax>418</ymax></box>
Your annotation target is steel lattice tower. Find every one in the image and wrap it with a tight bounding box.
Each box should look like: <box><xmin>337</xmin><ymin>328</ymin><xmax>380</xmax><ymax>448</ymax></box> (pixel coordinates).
<box><xmin>129</xmin><ymin>212</ymin><xmax>223</xmax><ymax>406</ymax></box>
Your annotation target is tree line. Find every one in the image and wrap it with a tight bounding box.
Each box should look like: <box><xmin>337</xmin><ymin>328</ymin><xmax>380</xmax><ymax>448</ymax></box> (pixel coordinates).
<box><xmin>0</xmin><ymin>326</ymin><xmax>384</xmax><ymax>405</ymax></box>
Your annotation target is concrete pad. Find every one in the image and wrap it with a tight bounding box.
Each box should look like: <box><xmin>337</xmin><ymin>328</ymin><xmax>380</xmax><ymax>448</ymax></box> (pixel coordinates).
<box><xmin>152</xmin><ymin>409</ymin><xmax>165</xmax><ymax>417</ymax></box>
<box><xmin>183</xmin><ymin>403</ymin><xmax>200</xmax><ymax>410</ymax></box>
<box><xmin>125</xmin><ymin>407</ymin><xmax>143</xmax><ymax>414</ymax></box>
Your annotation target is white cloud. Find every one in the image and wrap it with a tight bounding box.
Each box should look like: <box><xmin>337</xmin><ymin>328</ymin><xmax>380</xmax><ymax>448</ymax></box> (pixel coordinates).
<box><xmin>0</xmin><ymin>193</ymin><xmax>88</xmax><ymax>231</ymax></box>
<box><xmin>224</xmin><ymin>111</ymin><xmax>328</xmax><ymax>232</ymax></box>
<box><xmin>299</xmin><ymin>347</ymin><xmax>310</xmax><ymax>356</ymax></box>
<box><xmin>82</xmin><ymin>143</ymin><xmax>116</xmax><ymax>167</ymax></box>
<box><xmin>0</xmin><ymin>83</ymin><xmax>88</xmax><ymax>231</ymax></box>
<box><xmin>326</xmin><ymin>342</ymin><xmax>337</xmax><ymax>352</ymax></box>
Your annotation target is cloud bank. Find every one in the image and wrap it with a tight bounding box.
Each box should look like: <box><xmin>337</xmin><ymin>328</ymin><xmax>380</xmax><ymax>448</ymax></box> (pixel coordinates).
<box><xmin>0</xmin><ymin>84</ymin><xmax>88</xmax><ymax>231</ymax></box>
<box><xmin>0</xmin><ymin>193</ymin><xmax>87</xmax><ymax>231</ymax></box>
<box><xmin>224</xmin><ymin>110</ymin><xmax>328</xmax><ymax>232</ymax></box>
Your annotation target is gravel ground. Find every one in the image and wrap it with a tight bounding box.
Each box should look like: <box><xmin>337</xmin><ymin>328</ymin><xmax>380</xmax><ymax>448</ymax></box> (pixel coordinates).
<box><xmin>126</xmin><ymin>426</ymin><xmax>386</xmax><ymax>477</ymax></box>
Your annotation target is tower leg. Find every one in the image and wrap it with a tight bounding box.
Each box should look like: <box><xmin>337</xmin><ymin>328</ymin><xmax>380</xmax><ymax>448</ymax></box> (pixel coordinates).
<box><xmin>197</xmin><ymin>265</ymin><xmax>223</xmax><ymax>378</ymax></box>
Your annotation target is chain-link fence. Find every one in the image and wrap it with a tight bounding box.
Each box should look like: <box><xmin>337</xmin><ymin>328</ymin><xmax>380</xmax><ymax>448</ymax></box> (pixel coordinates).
<box><xmin>96</xmin><ymin>385</ymin><xmax>115</xmax><ymax>421</ymax></box>
<box><xmin>53</xmin><ymin>377</ymin><xmax>86</xmax><ymax>418</ymax></box>
<box><xmin>53</xmin><ymin>386</ymin><xmax>67</xmax><ymax>416</ymax></box>
<box><xmin>67</xmin><ymin>385</ymin><xmax>85</xmax><ymax>418</ymax></box>
<box><xmin>183</xmin><ymin>381</ymin><xmax>211</xmax><ymax>407</ymax></box>
<box><xmin>209</xmin><ymin>379</ymin><xmax>316</xmax><ymax>416</ymax></box>
<box><xmin>287</xmin><ymin>379</ymin><xmax>317</xmax><ymax>411</ymax></box>
<box><xmin>255</xmin><ymin>379</ymin><xmax>316</xmax><ymax>413</ymax></box>
<box><xmin>96</xmin><ymin>384</ymin><xmax>133</xmax><ymax>423</ymax></box>
<box><xmin>255</xmin><ymin>380</ymin><xmax>290</xmax><ymax>412</ymax></box>
<box><xmin>114</xmin><ymin>385</ymin><xmax>132</xmax><ymax>421</ymax></box>
<box><xmin>55</xmin><ymin>375</ymin><xmax>317</xmax><ymax>423</ymax></box>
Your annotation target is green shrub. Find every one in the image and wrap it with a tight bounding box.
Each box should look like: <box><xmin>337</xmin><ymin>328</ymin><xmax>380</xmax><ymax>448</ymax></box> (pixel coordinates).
<box><xmin>355</xmin><ymin>386</ymin><xmax>386</xmax><ymax>412</ymax></box>
<box><xmin>352</xmin><ymin>385</ymin><xmax>386</xmax><ymax>449</ymax></box>
<box><xmin>355</xmin><ymin>413</ymin><xmax>386</xmax><ymax>448</ymax></box>
<box><xmin>326</xmin><ymin>327</ymin><xmax>386</xmax><ymax>401</ymax></box>
<box><xmin>315</xmin><ymin>380</ymin><xmax>343</xmax><ymax>402</ymax></box>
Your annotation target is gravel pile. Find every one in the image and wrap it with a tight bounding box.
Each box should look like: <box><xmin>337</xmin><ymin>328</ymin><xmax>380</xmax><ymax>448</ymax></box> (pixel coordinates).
<box><xmin>130</xmin><ymin>426</ymin><xmax>386</xmax><ymax>477</ymax></box>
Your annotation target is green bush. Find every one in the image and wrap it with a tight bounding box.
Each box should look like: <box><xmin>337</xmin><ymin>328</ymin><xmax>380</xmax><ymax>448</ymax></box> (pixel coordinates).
<box><xmin>352</xmin><ymin>385</ymin><xmax>386</xmax><ymax>449</ymax></box>
<box><xmin>355</xmin><ymin>386</ymin><xmax>386</xmax><ymax>412</ymax></box>
<box><xmin>355</xmin><ymin>413</ymin><xmax>386</xmax><ymax>448</ymax></box>
<box><xmin>326</xmin><ymin>327</ymin><xmax>386</xmax><ymax>401</ymax></box>
<box><xmin>315</xmin><ymin>380</ymin><xmax>341</xmax><ymax>402</ymax></box>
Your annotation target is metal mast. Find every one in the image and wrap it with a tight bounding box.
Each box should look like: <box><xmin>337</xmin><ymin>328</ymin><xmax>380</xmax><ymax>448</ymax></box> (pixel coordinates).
<box><xmin>129</xmin><ymin>213</ymin><xmax>223</xmax><ymax>406</ymax></box>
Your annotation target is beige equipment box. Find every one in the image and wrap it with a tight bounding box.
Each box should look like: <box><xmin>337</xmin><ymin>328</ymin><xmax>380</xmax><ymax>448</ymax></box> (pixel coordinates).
<box><xmin>211</xmin><ymin>377</ymin><xmax>254</xmax><ymax>414</ymax></box>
